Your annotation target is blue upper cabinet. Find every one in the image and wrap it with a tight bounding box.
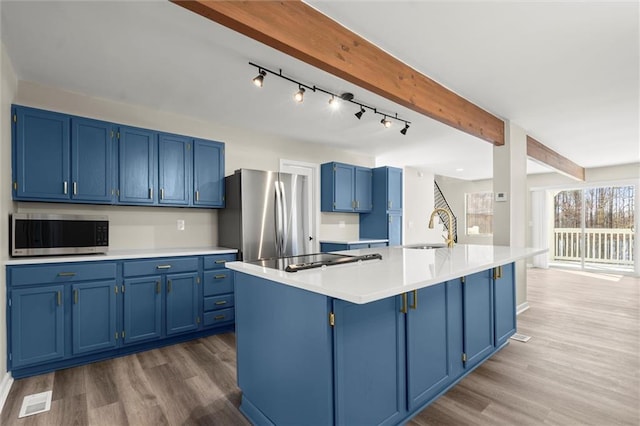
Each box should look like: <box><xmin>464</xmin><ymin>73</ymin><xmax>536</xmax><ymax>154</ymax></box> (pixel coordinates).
<box><xmin>321</xmin><ymin>162</ymin><xmax>372</xmax><ymax>212</ymax></box>
<box><xmin>158</xmin><ymin>133</ymin><xmax>190</xmax><ymax>206</ymax></box>
<box><xmin>193</xmin><ymin>139</ymin><xmax>225</xmax><ymax>207</ymax></box>
<box><xmin>12</xmin><ymin>105</ymin><xmax>70</xmax><ymax>201</ymax></box>
<box><xmin>118</xmin><ymin>125</ymin><xmax>157</xmax><ymax>205</ymax></box>
<box><xmin>71</xmin><ymin>117</ymin><xmax>115</xmax><ymax>203</ymax></box>
<box><xmin>360</xmin><ymin>167</ymin><xmax>404</xmax><ymax>245</ymax></box>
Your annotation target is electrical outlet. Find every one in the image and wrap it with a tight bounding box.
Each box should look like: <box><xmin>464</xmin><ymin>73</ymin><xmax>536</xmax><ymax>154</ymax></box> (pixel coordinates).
<box><xmin>177</xmin><ymin>219</ymin><xmax>185</xmax><ymax>231</ymax></box>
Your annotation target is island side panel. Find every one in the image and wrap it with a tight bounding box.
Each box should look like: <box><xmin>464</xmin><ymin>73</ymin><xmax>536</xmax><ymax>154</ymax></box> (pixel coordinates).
<box><xmin>235</xmin><ymin>272</ymin><xmax>334</xmax><ymax>425</ymax></box>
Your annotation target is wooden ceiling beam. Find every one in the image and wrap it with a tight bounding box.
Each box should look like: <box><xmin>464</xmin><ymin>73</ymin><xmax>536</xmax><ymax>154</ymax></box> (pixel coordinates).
<box><xmin>527</xmin><ymin>136</ymin><xmax>585</xmax><ymax>181</ymax></box>
<box><xmin>171</xmin><ymin>0</ymin><xmax>505</xmax><ymax>145</ymax></box>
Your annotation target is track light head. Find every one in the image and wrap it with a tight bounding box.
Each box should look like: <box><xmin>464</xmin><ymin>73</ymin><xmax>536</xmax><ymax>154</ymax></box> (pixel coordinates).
<box><xmin>381</xmin><ymin>117</ymin><xmax>392</xmax><ymax>128</ymax></box>
<box><xmin>329</xmin><ymin>96</ymin><xmax>339</xmax><ymax>109</ymax></box>
<box><xmin>294</xmin><ymin>86</ymin><xmax>305</xmax><ymax>103</ymax></box>
<box><xmin>252</xmin><ymin>70</ymin><xmax>266</xmax><ymax>87</ymax></box>
<box><xmin>355</xmin><ymin>106</ymin><xmax>365</xmax><ymax>119</ymax></box>
<box><xmin>400</xmin><ymin>123</ymin><xmax>410</xmax><ymax>135</ymax></box>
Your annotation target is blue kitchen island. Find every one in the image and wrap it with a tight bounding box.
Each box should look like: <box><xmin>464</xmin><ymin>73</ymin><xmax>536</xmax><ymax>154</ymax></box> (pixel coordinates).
<box><xmin>226</xmin><ymin>245</ymin><xmax>545</xmax><ymax>425</ymax></box>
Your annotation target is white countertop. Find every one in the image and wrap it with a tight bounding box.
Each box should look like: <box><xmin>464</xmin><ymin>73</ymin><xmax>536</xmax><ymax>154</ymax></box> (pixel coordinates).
<box><xmin>320</xmin><ymin>239</ymin><xmax>389</xmax><ymax>245</ymax></box>
<box><xmin>227</xmin><ymin>244</ymin><xmax>548</xmax><ymax>304</ymax></box>
<box><xmin>5</xmin><ymin>247</ymin><xmax>237</xmax><ymax>265</ymax></box>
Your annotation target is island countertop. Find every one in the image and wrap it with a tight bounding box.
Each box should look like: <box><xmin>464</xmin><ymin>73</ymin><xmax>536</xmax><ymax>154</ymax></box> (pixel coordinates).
<box><xmin>226</xmin><ymin>244</ymin><xmax>547</xmax><ymax>304</ymax></box>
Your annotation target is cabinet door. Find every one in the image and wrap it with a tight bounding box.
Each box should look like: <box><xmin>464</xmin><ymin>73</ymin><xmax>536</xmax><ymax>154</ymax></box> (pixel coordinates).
<box><xmin>388</xmin><ymin>213</ymin><xmax>402</xmax><ymax>246</ymax></box>
<box><xmin>10</xmin><ymin>285</ymin><xmax>65</xmax><ymax>368</ymax></box>
<box><xmin>406</xmin><ymin>284</ymin><xmax>450</xmax><ymax>410</ymax></box>
<box><xmin>463</xmin><ymin>269</ymin><xmax>494</xmax><ymax>368</ymax></box>
<box><xmin>119</xmin><ymin>126</ymin><xmax>156</xmax><ymax>205</ymax></box>
<box><xmin>387</xmin><ymin>167</ymin><xmax>403</xmax><ymax>211</ymax></box>
<box><xmin>71</xmin><ymin>117</ymin><xmax>114</xmax><ymax>202</ymax></box>
<box><xmin>334</xmin><ymin>163</ymin><xmax>355</xmax><ymax>211</ymax></box>
<box><xmin>158</xmin><ymin>133</ymin><xmax>190</xmax><ymax>205</ymax></box>
<box><xmin>71</xmin><ymin>280</ymin><xmax>118</xmax><ymax>355</ymax></box>
<box><xmin>123</xmin><ymin>276</ymin><xmax>162</xmax><ymax>344</ymax></box>
<box><xmin>193</xmin><ymin>139</ymin><xmax>225</xmax><ymax>207</ymax></box>
<box><xmin>166</xmin><ymin>272</ymin><xmax>199</xmax><ymax>336</ymax></box>
<box><xmin>494</xmin><ymin>263</ymin><xmax>516</xmax><ymax>347</ymax></box>
<box><xmin>354</xmin><ymin>167</ymin><xmax>372</xmax><ymax>212</ymax></box>
<box><xmin>333</xmin><ymin>296</ymin><xmax>405</xmax><ymax>426</ymax></box>
<box><xmin>13</xmin><ymin>106</ymin><xmax>70</xmax><ymax>200</ymax></box>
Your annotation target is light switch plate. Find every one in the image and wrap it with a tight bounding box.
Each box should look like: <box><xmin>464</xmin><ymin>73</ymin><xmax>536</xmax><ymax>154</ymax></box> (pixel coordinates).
<box><xmin>495</xmin><ymin>192</ymin><xmax>508</xmax><ymax>202</ymax></box>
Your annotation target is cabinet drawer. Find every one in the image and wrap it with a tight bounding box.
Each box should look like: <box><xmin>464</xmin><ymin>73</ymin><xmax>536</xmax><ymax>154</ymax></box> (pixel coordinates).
<box><xmin>203</xmin><ymin>270</ymin><xmax>233</xmax><ymax>296</ymax></box>
<box><xmin>204</xmin><ymin>294</ymin><xmax>235</xmax><ymax>311</ymax></box>
<box><xmin>203</xmin><ymin>308</ymin><xmax>235</xmax><ymax>326</ymax></box>
<box><xmin>9</xmin><ymin>262</ymin><xmax>117</xmax><ymax>286</ymax></box>
<box><xmin>123</xmin><ymin>257</ymin><xmax>198</xmax><ymax>277</ymax></box>
<box><xmin>203</xmin><ymin>254</ymin><xmax>237</xmax><ymax>270</ymax></box>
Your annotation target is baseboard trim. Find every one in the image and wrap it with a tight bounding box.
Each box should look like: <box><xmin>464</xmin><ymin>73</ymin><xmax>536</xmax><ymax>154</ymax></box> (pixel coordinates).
<box><xmin>0</xmin><ymin>371</ymin><xmax>14</xmax><ymax>416</ymax></box>
<box><xmin>517</xmin><ymin>302</ymin><xmax>530</xmax><ymax>315</ymax></box>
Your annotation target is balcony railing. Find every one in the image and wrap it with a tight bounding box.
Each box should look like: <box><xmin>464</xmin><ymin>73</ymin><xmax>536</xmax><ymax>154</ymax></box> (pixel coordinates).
<box><xmin>553</xmin><ymin>228</ymin><xmax>635</xmax><ymax>265</ymax></box>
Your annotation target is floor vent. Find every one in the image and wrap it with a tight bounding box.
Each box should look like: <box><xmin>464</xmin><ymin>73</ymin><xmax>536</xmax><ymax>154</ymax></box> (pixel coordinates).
<box><xmin>18</xmin><ymin>390</ymin><xmax>52</xmax><ymax>418</ymax></box>
<box><xmin>510</xmin><ymin>333</ymin><xmax>532</xmax><ymax>343</ymax></box>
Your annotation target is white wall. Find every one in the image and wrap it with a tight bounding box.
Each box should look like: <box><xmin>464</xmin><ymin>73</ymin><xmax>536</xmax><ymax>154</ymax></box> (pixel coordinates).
<box><xmin>12</xmin><ymin>80</ymin><xmax>375</xmax><ymax>248</ymax></box>
<box><xmin>1</xmin><ymin>42</ymin><xmax>18</xmax><ymax>382</ymax></box>
<box><xmin>402</xmin><ymin>167</ymin><xmax>442</xmax><ymax>244</ymax></box>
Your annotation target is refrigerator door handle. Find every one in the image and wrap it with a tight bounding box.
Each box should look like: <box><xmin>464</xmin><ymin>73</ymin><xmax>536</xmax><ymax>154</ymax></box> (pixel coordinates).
<box><xmin>279</xmin><ymin>180</ymin><xmax>288</xmax><ymax>255</ymax></box>
<box><xmin>274</xmin><ymin>180</ymin><xmax>284</xmax><ymax>257</ymax></box>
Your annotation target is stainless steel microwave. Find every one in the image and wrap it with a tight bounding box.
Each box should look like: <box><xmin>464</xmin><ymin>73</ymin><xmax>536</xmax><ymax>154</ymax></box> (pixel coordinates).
<box><xmin>10</xmin><ymin>213</ymin><xmax>109</xmax><ymax>257</ymax></box>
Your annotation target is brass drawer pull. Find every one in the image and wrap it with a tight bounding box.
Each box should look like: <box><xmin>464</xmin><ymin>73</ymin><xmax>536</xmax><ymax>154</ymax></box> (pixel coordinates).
<box><xmin>156</xmin><ymin>265</ymin><xmax>172</xmax><ymax>269</ymax></box>
<box><xmin>214</xmin><ymin>260</ymin><xmax>226</xmax><ymax>264</ymax></box>
<box><xmin>58</xmin><ymin>272</ymin><xmax>76</xmax><ymax>277</ymax></box>
<box><xmin>167</xmin><ymin>280</ymin><xmax>172</xmax><ymax>293</ymax></box>
<box><xmin>74</xmin><ymin>289</ymin><xmax>79</xmax><ymax>304</ymax></box>
<box><xmin>214</xmin><ymin>274</ymin><xmax>227</xmax><ymax>279</ymax></box>
<box><xmin>214</xmin><ymin>315</ymin><xmax>225</xmax><ymax>320</ymax></box>
<box><xmin>57</xmin><ymin>291</ymin><xmax>62</xmax><ymax>306</ymax></box>
<box><xmin>155</xmin><ymin>281</ymin><xmax>160</xmax><ymax>294</ymax></box>
<box><xmin>400</xmin><ymin>293</ymin><xmax>408</xmax><ymax>314</ymax></box>
<box><xmin>410</xmin><ymin>289</ymin><xmax>417</xmax><ymax>310</ymax></box>
<box><xmin>215</xmin><ymin>301</ymin><xmax>227</xmax><ymax>305</ymax></box>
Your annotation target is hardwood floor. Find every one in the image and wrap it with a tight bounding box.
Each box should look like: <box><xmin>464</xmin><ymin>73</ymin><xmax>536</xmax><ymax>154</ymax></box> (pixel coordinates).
<box><xmin>2</xmin><ymin>268</ymin><xmax>638</xmax><ymax>425</ymax></box>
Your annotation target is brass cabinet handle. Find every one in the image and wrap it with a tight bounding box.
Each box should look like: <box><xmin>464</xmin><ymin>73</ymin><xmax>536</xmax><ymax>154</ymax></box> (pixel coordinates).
<box><xmin>195</xmin><ymin>190</ymin><xmax>200</xmax><ymax>202</ymax></box>
<box><xmin>410</xmin><ymin>290</ymin><xmax>418</xmax><ymax>310</ymax></box>
<box><xmin>155</xmin><ymin>281</ymin><xmax>160</xmax><ymax>294</ymax></box>
<box><xmin>63</xmin><ymin>181</ymin><xmax>68</xmax><ymax>195</ymax></box>
<box><xmin>167</xmin><ymin>280</ymin><xmax>172</xmax><ymax>293</ymax></box>
<box><xmin>74</xmin><ymin>289</ymin><xmax>79</xmax><ymax>304</ymax></box>
<box><xmin>214</xmin><ymin>315</ymin><xmax>225</xmax><ymax>320</ymax></box>
<box><xmin>493</xmin><ymin>266</ymin><xmax>503</xmax><ymax>279</ymax></box>
<box><xmin>57</xmin><ymin>291</ymin><xmax>62</xmax><ymax>306</ymax></box>
<box><xmin>73</xmin><ymin>182</ymin><xmax>77</xmax><ymax>195</ymax></box>
<box><xmin>160</xmin><ymin>188</ymin><xmax>164</xmax><ymax>200</ymax></box>
<box><xmin>214</xmin><ymin>274</ymin><xmax>226</xmax><ymax>279</ymax></box>
<box><xmin>156</xmin><ymin>265</ymin><xmax>172</xmax><ymax>269</ymax></box>
<box><xmin>214</xmin><ymin>260</ymin><xmax>226</xmax><ymax>264</ymax></box>
<box><xmin>214</xmin><ymin>301</ymin><xmax>227</xmax><ymax>305</ymax></box>
<box><xmin>58</xmin><ymin>272</ymin><xmax>76</xmax><ymax>277</ymax></box>
<box><xmin>400</xmin><ymin>293</ymin><xmax>408</xmax><ymax>314</ymax></box>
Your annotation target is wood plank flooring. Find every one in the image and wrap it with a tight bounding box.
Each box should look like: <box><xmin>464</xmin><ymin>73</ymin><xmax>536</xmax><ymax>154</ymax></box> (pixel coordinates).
<box><xmin>2</xmin><ymin>268</ymin><xmax>638</xmax><ymax>425</ymax></box>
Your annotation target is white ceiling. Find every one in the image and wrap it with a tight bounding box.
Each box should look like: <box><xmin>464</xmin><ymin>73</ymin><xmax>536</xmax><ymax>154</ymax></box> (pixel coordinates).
<box><xmin>1</xmin><ymin>1</ymin><xmax>638</xmax><ymax>181</ymax></box>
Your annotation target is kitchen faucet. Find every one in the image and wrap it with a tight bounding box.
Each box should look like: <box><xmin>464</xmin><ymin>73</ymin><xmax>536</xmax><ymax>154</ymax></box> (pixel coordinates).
<box><xmin>428</xmin><ymin>208</ymin><xmax>455</xmax><ymax>248</ymax></box>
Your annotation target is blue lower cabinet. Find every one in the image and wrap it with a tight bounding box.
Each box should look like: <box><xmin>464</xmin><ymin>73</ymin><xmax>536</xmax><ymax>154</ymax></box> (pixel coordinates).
<box><xmin>123</xmin><ymin>276</ymin><xmax>163</xmax><ymax>345</ymax></box>
<box><xmin>10</xmin><ymin>285</ymin><xmax>65</xmax><ymax>368</ymax></box>
<box><xmin>494</xmin><ymin>263</ymin><xmax>516</xmax><ymax>347</ymax></box>
<box><xmin>406</xmin><ymin>284</ymin><xmax>450</xmax><ymax>410</ymax></box>
<box><xmin>463</xmin><ymin>269</ymin><xmax>495</xmax><ymax>368</ymax></box>
<box><xmin>166</xmin><ymin>272</ymin><xmax>199</xmax><ymax>336</ymax></box>
<box><xmin>333</xmin><ymin>297</ymin><xmax>406</xmax><ymax>426</ymax></box>
<box><xmin>71</xmin><ymin>280</ymin><xmax>118</xmax><ymax>355</ymax></box>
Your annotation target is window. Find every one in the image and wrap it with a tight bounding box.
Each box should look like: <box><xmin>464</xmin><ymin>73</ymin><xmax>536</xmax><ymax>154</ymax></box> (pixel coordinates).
<box><xmin>466</xmin><ymin>192</ymin><xmax>493</xmax><ymax>235</ymax></box>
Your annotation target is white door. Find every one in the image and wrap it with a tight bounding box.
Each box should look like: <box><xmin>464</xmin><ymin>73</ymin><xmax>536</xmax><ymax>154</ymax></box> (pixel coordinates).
<box><xmin>280</xmin><ymin>159</ymin><xmax>319</xmax><ymax>253</ymax></box>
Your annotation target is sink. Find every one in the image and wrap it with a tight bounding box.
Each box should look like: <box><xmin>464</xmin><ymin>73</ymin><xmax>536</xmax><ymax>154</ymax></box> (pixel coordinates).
<box><xmin>403</xmin><ymin>243</ymin><xmax>447</xmax><ymax>249</ymax></box>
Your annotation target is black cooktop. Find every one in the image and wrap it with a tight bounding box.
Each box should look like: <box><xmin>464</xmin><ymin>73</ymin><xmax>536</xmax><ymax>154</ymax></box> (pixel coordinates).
<box><xmin>246</xmin><ymin>252</ymin><xmax>382</xmax><ymax>272</ymax></box>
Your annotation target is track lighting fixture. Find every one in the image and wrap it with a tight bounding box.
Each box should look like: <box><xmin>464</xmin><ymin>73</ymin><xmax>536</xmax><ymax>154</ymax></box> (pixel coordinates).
<box><xmin>249</xmin><ymin>61</ymin><xmax>411</xmax><ymax>132</ymax></box>
<box><xmin>252</xmin><ymin>69</ymin><xmax>266</xmax><ymax>87</ymax></box>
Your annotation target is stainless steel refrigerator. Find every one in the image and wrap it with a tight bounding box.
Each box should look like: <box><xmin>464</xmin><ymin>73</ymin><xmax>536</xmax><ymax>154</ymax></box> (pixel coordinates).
<box><xmin>218</xmin><ymin>169</ymin><xmax>312</xmax><ymax>261</ymax></box>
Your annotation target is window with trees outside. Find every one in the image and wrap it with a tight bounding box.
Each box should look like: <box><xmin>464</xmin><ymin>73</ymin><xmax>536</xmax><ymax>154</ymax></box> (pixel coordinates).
<box><xmin>466</xmin><ymin>192</ymin><xmax>493</xmax><ymax>235</ymax></box>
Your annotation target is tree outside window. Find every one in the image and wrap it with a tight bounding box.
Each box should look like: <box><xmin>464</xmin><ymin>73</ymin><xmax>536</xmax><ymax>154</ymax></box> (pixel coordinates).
<box><xmin>466</xmin><ymin>192</ymin><xmax>493</xmax><ymax>235</ymax></box>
